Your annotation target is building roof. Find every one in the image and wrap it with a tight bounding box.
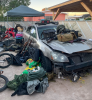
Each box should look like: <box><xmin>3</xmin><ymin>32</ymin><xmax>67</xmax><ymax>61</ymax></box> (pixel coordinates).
<box><xmin>42</xmin><ymin>10</ymin><xmax>67</xmax><ymax>14</ymax></box>
<box><xmin>68</xmin><ymin>15</ymin><xmax>82</xmax><ymax>18</ymax></box>
<box><xmin>49</xmin><ymin>0</ymin><xmax>92</xmax><ymax>12</ymax></box>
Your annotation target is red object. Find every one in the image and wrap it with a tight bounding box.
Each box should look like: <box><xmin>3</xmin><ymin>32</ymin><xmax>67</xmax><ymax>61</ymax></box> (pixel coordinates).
<box><xmin>16</xmin><ymin>34</ymin><xmax>23</xmax><ymax>37</ymax></box>
<box><xmin>8</xmin><ymin>28</ymin><xmax>14</xmax><ymax>31</ymax></box>
<box><xmin>5</xmin><ymin>31</ymin><xmax>15</xmax><ymax>37</ymax></box>
<box><xmin>5</xmin><ymin>28</ymin><xmax>15</xmax><ymax>38</ymax></box>
<box><xmin>42</xmin><ymin>21</ymin><xmax>44</xmax><ymax>23</ymax></box>
<box><xmin>47</xmin><ymin>21</ymin><xmax>49</xmax><ymax>23</ymax></box>
<box><xmin>3</xmin><ymin>34</ymin><xmax>10</xmax><ymax>39</ymax></box>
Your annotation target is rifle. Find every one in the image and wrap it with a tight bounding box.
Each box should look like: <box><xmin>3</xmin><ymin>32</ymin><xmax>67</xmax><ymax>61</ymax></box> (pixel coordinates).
<box><xmin>46</xmin><ymin>35</ymin><xmax>57</xmax><ymax>43</ymax></box>
<box><xmin>22</xmin><ymin>40</ymin><xmax>32</xmax><ymax>56</ymax></box>
<box><xmin>20</xmin><ymin>38</ymin><xmax>30</xmax><ymax>54</ymax></box>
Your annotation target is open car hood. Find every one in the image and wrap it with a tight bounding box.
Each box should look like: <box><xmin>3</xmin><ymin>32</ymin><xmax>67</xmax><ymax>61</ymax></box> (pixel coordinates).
<box><xmin>43</xmin><ymin>40</ymin><xmax>91</xmax><ymax>54</ymax></box>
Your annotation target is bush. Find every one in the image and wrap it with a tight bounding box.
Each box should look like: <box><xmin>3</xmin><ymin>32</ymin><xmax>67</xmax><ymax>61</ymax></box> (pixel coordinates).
<box><xmin>85</xmin><ymin>17</ymin><xmax>91</xmax><ymax>20</ymax></box>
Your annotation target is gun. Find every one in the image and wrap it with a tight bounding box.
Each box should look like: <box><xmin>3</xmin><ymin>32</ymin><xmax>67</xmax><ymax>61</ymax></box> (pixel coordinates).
<box><xmin>22</xmin><ymin>40</ymin><xmax>32</xmax><ymax>56</ymax></box>
<box><xmin>20</xmin><ymin>38</ymin><xmax>30</xmax><ymax>54</ymax></box>
<box><xmin>46</xmin><ymin>35</ymin><xmax>57</xmax><ymax>43</ymax></box>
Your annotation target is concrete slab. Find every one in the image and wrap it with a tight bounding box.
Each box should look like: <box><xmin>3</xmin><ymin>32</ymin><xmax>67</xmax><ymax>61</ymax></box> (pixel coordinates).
<box><xmin>0</xmin><ymin>52</ymin><xmax>92</xmax><ymax>100</ymax></box>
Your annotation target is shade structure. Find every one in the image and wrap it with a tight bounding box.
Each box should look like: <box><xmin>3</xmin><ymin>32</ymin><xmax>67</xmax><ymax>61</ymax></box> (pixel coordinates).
<box><xmin>49</xmin><ymin>0</ymin><xmax>92</xmax><ymax>12</ymax></box>
<box><xmin>4</xmin><ymin>5</ymin><xmax>44</xmax><ymax>17</ymax></box>
<box><xmin>48</xmin><ymin>0</ymin><xmax>92</xmax><ymax>20</ymax></box>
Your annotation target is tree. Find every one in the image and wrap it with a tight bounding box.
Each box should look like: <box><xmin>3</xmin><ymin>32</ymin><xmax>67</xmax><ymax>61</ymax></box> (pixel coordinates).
<box><xmin>0</xmin><ymin>0</ymin><xmax>31</xmax><ymax>21</ymax></box>
<box><xmin>7</xmin><ymin>0</ymin><xmax>31</xmax><ymax>10</ymax></box>
<box><xmin>0</xmin><ymin>0</ymin><xmax>10</xmax><ymax>13</ymax></box>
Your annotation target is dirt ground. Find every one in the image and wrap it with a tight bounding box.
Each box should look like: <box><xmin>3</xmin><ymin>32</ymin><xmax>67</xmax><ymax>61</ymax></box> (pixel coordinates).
<box><xmin>0</xmin><ymin>52</ymin><xmax>92</xmax><ymax>100</ymax></box>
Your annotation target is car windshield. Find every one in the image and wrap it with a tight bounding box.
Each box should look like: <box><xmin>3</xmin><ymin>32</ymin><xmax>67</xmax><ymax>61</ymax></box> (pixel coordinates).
<box><xmin>37</xmin><ymin>25</ymin><xmax>57</xmax><ymax>39</ymax></box>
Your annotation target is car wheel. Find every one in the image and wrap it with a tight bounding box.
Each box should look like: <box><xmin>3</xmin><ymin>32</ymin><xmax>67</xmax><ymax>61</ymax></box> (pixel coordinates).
<box><xmin>40</xmin><ymin>52</ymin><xmax>53</xmax><ymax>72</ymax></box>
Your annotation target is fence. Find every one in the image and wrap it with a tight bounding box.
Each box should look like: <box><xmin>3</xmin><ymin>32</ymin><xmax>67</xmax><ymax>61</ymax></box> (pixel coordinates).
<box><xmin>59</xmin><ymin>21</ymin><xmax>92</xmax><ymax>39</ymax></box>
<box><xmin>0</xmin><ymin>21</ymin><xmax>34</xmax><ymax>29</ymax></box>
<box><xmin>0</xmin><ymin>21</ymin><xmax>92</xmax><ymax>39</ymax></box>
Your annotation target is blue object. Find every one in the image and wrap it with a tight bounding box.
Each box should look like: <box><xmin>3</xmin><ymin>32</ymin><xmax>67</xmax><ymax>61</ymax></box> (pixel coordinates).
<box><xmin>41</xmin><ymin>19</ymin><xmax>45</xmax><ymax>21</ymax></box>
<box><xmin>16</xmin><ymin>37</ymin><xmax>23</xmax><ymax>39</ymax></box>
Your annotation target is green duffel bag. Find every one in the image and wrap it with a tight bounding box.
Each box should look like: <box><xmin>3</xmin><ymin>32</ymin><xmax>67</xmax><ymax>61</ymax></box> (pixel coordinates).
<box><xmin>57</xmin><ymin>33</ymin><xmax>74</xmax><ymax>42</ymax></box>
<box><xmin>0</xmin><ymin>26</ymin><xmax>6</xmax><ymax>33</ymax></box>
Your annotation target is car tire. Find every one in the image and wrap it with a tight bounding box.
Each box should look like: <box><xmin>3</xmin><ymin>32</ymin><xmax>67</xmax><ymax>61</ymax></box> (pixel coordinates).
<box><xmin>0</xmin><ymin>75</ymin><xmax>9</xmax><ymax>92</ymax></box>
<box><xmin>0</xmin><ymin>53</ymin><xmax>13</xmax><ymax>68</ymax></box>
<box><xmin>40</xmin><ymin>52</ymin><xmax>52</xmax><ymax>72</ymax></box>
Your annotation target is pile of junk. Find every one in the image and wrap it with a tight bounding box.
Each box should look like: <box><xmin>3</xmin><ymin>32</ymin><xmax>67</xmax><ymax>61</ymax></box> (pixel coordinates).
<box><xmin>7</xmin><ymin>55</ymin><xmax>49</xmax><ymax>96</ymax></box>
<box><xmin>0</xmin><ymin>39</ymin><xmax>53</xmax><ymax>96</ymax></box>
<box><xmin>41</xmin><ymin>24</ymin><xmax>83</xmax><ymax>43</ymax></box>
<box><xmin>0</xmin><ymin>31</ymin><xmax>53</xmax><ymax>95</ymax></box>
<box><xmin>0</xmin><ymin>24</ymin><xmax>24</xmax><ymax>52</ymax></box>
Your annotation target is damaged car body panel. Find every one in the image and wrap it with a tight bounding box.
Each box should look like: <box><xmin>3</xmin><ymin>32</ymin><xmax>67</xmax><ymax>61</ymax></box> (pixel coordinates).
<box><xmin>42</xmin><ymin>40</ymin><xmax>91</xmax><ymax>54</ymax></box>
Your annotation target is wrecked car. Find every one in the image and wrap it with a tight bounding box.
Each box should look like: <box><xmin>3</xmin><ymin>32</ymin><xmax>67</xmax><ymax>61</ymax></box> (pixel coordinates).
<box><xmin>23</xmin><ymin>20</ymin><xmax>92</xmax><ymax>82</ymax></box>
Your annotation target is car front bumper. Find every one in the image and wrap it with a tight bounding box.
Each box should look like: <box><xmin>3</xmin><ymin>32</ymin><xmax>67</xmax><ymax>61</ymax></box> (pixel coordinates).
<box><xmin>52</xmin><ymin>52</ymin><xmax>92</xmax><ymax>72</ymax></box>
<box><xmin>53</xmin><ymin>60</ymin><xmax>92</xmax><ymax>72</ymax></box>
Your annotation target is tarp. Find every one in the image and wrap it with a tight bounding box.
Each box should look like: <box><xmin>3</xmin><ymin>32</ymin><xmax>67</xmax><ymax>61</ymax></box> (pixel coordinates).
<box><xmin>4</xmin><ymin>5</ymin><xmax>44</xmax><ymax>17</ymax></box>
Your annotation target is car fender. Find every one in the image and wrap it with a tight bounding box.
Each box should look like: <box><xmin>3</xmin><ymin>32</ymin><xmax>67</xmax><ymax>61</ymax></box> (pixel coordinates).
<box><xmin>37</xmin><ymin>40</ymin><xmax>53</xmax><ymax>60</ymax></box>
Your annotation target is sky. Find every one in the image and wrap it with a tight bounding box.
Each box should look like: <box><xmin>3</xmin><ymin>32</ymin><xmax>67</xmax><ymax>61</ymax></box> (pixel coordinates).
<box><xmin>29</xmin><ymin>0</ymin><xmax>68</xmax><ymax>11</ymax></box>
<box><xmin>29</xmin><ymin>0</ymin><xmax>88</xmax><ymax>16</ymax></box>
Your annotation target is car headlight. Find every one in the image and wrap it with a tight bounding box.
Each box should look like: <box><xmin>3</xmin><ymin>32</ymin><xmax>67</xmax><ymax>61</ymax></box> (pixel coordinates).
<box><xmin>51</xmin><ymin>51</ymin><xmax>69</xmax><ymax>62</ymax></box>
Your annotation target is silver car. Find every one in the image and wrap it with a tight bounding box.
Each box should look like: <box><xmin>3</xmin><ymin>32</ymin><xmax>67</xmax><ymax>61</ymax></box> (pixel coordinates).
<box><xmin>23</xmin><ymin>22</ymin><xmax>92</xmax><ymax>82</ymax></box>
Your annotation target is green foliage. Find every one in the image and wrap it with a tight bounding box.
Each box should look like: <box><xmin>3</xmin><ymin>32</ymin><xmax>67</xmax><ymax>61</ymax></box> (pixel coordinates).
<box><xmin>7</xmin><ymin>0</ymin><xmax>31</xmax><ymax>11</ymax></box>
<box><xmin>85</xmin><ymin>17</ymin><xmax>91</xmax><ymax>20</ymax></box>
<box><xmin>76</xmin><ymin>18</ymin><xmax>79</xmax><ymax>20</ymax></box>
<box><xmin>0</xmin><ymin>0</ymin><xmax>31</xmax><ymax>21</ymax></box>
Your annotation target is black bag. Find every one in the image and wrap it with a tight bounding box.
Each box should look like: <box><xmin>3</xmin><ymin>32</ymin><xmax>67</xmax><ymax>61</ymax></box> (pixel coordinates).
<box><xmin>12</xmin><ymin>54</ymin><xmax>22</xmax><ymax>66</ymax></box>
<box><xmin>16</xmin><ymin>49</ymin><xmax>29</xmax><ymax>63</ymax></box>
<box><xmin>16</xmin><ymin>39</ymin><xmax>23</xmax><ymax>44</ymax></box>
<box><xmin>28</xmin><ymin>48</ymin><xmax>40</xmax><ymax>61</ymax></box>
<box><xmin>11</xmin><ymin>82</ymin><xmax>28</xmax><ymax>96</ymax></box>
<box><xmin>41</xmin><ymin>29</ymin><xmax>56</xmax><ymax>40</ymax></box>
<box><xmin>6</xmin><ymin>54</ymin><xmax>22</xmax><ymax>66</ymax></box>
